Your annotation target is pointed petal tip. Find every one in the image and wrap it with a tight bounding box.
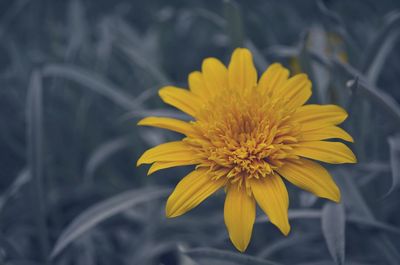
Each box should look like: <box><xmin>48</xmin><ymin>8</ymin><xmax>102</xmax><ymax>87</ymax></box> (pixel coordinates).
<box><xmin>137</xmin><ymin>117</ymin><xmax>148</xmax><ymax>126</ymax></box>
<box><xmin>232</xmin><ymin>47</ymin><xmax>253</xmax><ymax>57</ymax></box>
<box><xmin>136</xmin><ymin>151</ymin><xmax>153</xmax><ymax>166</ymax></box>
<box><xmin>347</xmin><ymin>135</ymin><xmax>355</xmax><ymax>143</ymax></box>
<box><xmin>272</xmin><ymin>220</ymin><xmax>291</xmax><ymax>236</ymax></box>
<box><xmin>136</xmin><ymin>153</ymin><xmax>147</xmax><ymax>166</ymax></box>
<box><xmin>322</xmin><ymin>188</ymin><xmax>341</xmax><ymax>203</ymax></box>
<box><xmin>347</xmin><ymin>151</ymin><xmax>357</xmax><ymax>163</ymax></box>
<box><xmin>281</xmin><ymin>224</ymin><xmax>291</xmax><ymax>236</ymax></box>
<box><xmin>333</xmin><ymin>189</ymin><xmax>341</xmax><ymax>203</ymax></box>
<box><xmin>165</xmin><ymin>204</ymin><xmax>174</xmax><ymax>218</ymax></box>
<box><xmin>165</xmin><ymin>204</ymin><xmax>181</xmax><ymax>218</ymax></box>
<box><xmin>158</xmin><ymin>86</ymin><xmax>174</xmax><ymax>98</ymax></box>
<box><xmin>233</xmin><ymin>242</ymin><xmax>248</xmax><ymax>253</ymax></box>
<box><xmin>230</xmin><ymin>236</ymin><xmax>250</xmax><ymax>252</ymax></box>
<box><xmin>270</xmin><ymin>62</ymin><xmax>283</xmax><ymax>68</ymax></box>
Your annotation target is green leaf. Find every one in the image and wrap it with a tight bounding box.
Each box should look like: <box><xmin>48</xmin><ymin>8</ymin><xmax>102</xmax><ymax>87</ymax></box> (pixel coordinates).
<box><xmin>42</xmin><ymin>64</ymin><xmax>137</xmax><ymax>110</ymax></box>
<box><xmin>322</xmin><ymin>203</ymin><xmax>346</xmax><ymax>265</ymax></box>
<box><xmin>50</xmin><ymin>187</ymin><xmax>169</xmax><ymax>258</ymax></box>
<box><xmin>386</xmin><ymin>134</ymin><xmax>400</xmax><ymax>196</ymax></box>
<box><xmin>183</xmin><ymin>248</ymin><xmax>282</xmax><ymax>265</ymax></box>
<box><xmin>223</xmin><ymin>0</ymin><xmax>244</xmax><ymax>49</ymax></box>
<box><xmin>361</xmin><ymin>12</ymin><xmax>400</xmax><ymax>84</ymax></box>
<box><xmin>256</xmin><ymin>209</ymin><xmax>400</xmax><ymax>236</ymax></box>
<box><xmin>335</xmin><ymin>169</ymin><xmax>400</xmax><ymax>265</ymax></box>
<box><xmin>83</xmin><ymin>136</ymin><xmax>131</xmax><ymax>181</ymax></box>
<box><xmin>26</xmin><ymin>70</ymin><xmax>50</xmax><ymax>262</ymax></box>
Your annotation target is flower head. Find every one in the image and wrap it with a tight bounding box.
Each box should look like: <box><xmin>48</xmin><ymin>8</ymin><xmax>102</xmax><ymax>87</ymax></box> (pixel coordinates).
<box><xmin>137</xmin><ymin>48</ymin><xmax>356</xmax><ymax>252</ymax></box>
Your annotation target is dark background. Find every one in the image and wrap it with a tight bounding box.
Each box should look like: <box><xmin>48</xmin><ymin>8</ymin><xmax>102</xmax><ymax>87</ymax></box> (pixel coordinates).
<box><xmin>1</xmin><ymin>0</ymin><xmax>400</xmax><ymax>264</ymax></box>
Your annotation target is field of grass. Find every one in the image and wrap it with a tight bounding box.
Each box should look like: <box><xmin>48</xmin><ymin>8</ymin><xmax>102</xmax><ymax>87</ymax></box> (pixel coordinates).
<box><xmin>1</xmin><ymin>0</ymin><xmax>400</xmax><ymax>264</ymax></box>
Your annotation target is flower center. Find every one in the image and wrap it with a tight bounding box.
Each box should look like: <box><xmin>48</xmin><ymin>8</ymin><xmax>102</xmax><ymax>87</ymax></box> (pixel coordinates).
<box><xmin>186</xmin><ymin>87</ymin><xmax>301</xmax><ymax>187</ymax></box>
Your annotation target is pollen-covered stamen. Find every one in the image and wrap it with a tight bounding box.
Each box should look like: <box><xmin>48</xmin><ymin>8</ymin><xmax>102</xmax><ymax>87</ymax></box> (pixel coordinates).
<box><xmin>185</xmin><ymin>87</ymin><xmax>301</xmax><ymax>189</ymax></box>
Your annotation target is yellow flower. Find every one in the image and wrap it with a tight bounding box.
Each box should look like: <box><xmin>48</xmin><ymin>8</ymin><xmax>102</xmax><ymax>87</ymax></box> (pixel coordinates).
<box><xmin>137</xmin><ymin>48</ymin><xmax>356</xmax><ymax>252</ymax></box>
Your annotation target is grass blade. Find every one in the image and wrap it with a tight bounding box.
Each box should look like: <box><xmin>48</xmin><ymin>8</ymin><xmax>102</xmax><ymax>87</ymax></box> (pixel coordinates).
<box><xmin>223</xmin><ymin>0</ymin><xmax>244</xmax><ymax>49</ymax></box>
<box><xmin>361</xmin><ymin>12</ymin><xmax>400</xmax><ymax>84</ymax></box>
<box><xmin>115</xmin><ymin>42</ymin><xmax>170</xmax><ymax>85</ymax></box>
<box><xmin>257</xmin><ymin>209</ymin><xmax>400</xmax><ymax>236</ymax></box>
<box><xmin>335</xmin><ymin>169</ymin><xmax>400</xmax><ymax>265</ymax></box>
<box><xmin>0</xmin><ymin>168</ymin><xmax>30</xmax><ymax>212</ymax></box>
<box><xmin>386</xmin><ymin>134</ymin><xmax>400</xmax><ymax>196</ymax></box>
<box><xmin>42</xmin><ymin>64</ymin><xmax>137</xmax><ymax>110</ymax></box>
<box><xmin>183</xmin><ymin>247</ymin><xmax>283</xmax><ymax>265</ymax></box>
<box><xmin>50</xmin><ymin>187</ymin><xmax>169</xmax><ymax>258</ymax></box>
<box><xmin>26</xmin><ymin>70</ymin><xmax>50</xmax><ymax>263</ymax></box>
<box><xmin>322</xmin><ymin>202</ymin><xmax>345</xmax><ymax>265</ymax></box>
<box><xmin>83</xmin><ymin>136</ymin><xmax>131</xmax><ymax>181</ymax></box>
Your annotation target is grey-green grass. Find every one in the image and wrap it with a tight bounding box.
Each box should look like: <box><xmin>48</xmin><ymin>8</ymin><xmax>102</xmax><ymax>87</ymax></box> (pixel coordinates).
<box><xmin>0</xmin><ymin>0</ymin><xmax>399</xmax><ymax>265</ymax></box>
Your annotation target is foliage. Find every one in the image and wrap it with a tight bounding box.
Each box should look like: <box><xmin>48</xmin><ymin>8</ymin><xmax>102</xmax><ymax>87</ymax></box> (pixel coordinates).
<box><xmin>0</xmin><ymin>0</ymin><xmax>400</xmax><ymax>264</ymax></box>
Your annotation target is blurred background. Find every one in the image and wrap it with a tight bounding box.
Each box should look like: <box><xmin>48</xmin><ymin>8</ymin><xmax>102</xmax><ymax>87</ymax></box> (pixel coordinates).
<box><xmin>1</xmin><ymin>0</ymin><xmax>400</xmax><ymax>264</ymax></box>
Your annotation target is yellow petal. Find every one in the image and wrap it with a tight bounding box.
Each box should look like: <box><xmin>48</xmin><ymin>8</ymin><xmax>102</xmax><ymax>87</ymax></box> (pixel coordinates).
<box><xmin>293</xmin><ymin>104</ymin><xmax>348</xmax><ymax>131</ymax></box>
<box><xmin>166</xmin><ymin>168</ymin><xmax>226</xmax><ymax>217</ymax></box>
<box><xmin>224</xmin><ymin>184</ymin><xmax>255</xmax><ymax>252</ymax></box>
<box><xmin>159</xmin><ymin>86</ymin><xmax>202</xmax><ymax>117</ymax></box>
<box><xmin>138</xmin><ymin>117</ymin><xmax>198</xmax><ymax>137</ymax></box>
<box><xmin>202</xmin><ymin>58</ymin><xmax>228</xmax><ymax>93</ymax></box>
<box><xmin>188</xmin><ymin>71</ymin><xmax>209</xmax><ymax>99</ymax></box>
<box><xmin>147</xmin><ymin>160</ymin><xmax>196</xmax><ymax>175</ymax></box>
<box><xmin>277</xmin><ymin>159</ymin><xmax>340</xmax><ymax>202</ymax></box>
<box><xmin>279</xmin><ymin>73</ymin><xmax>312</xmax><ymax>109</ymax></box>
<box><xmin>250</xmin><ymin>174</ymin><xmax>290</xmax><ymax>235</ymax></box>
<box><xmin>300</xmin><ymin>126</ymin><xmax>354</xmax><ymax>142</ymax></box>
<box><xmin>257</xmin><ymin>63</ymin><xmax>289</xmax><ymax>95</ymax></box>
<box><xmin>292</xmin><ymin>141</ymin><xmax>357</xmax><ymax>164</ymax></box>
<box><xmin>137</xmin><ymin>141</ymin><xmax>196</xmax><ymax>166</ymax></box>
<box><xmin>228</xmin><ymin>48</ymin><xmax>257</xmax><ymax>91</ymax></box>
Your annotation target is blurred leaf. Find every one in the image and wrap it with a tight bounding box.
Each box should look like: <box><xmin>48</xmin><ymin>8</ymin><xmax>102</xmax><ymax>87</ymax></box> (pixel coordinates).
<box><xmin>132</xmin><ymin>242</ymin><xmax>178</xmax><ymax>265</ymax></box>
<box><xmin>349</xmin><ymin>78</ymin><xmax>400</xmax><ymax>127</ymax></box>
<box><xmin>193</xmin><ymin>8</ymin><xmax>226</xmax><ymax>28</ymax></box>
<box><xmin>245</xmin><ymin>40</ymin><xmax>269</xmax><ymax>70</ymax></box>
<box><xmin>26</xmin><ymin>70</ymin><xmax>50</xmax><ymax>262</ymax></box>
<box><xmin>313</xmin><ymin>55</ymin><xmax>400</xmax><ymax>127</ymax></box>
<box><xmin>50</xmin><ymin>187</ymin><xmax>169</xmax><ymax>258</ymax></box>
<box><xmin>256</xmin><ymin>209</ymin><xmax>321</xmax><ymax>223</ymax></box>
<box><xmin>307</xmin><ymin>25</ymin><xmax>330</xmax><ymax>103</ymax></box>
<box><xmin>65</xmin><ymin>0</ymin><xmax>87</xmax><ymax>60</ymax></box>
<box><xmin>348</xmin><ymin>216</ymin><xmax>400</xmax><ymax>236</ymax></box>
<box><xmin>296</xmin><ymin>260</ymin><xmax>373</xmax><ymax>265</ymax></box>
<box><xmin>257</xmin><ymin>209</ymin><xmax>400</xmax><ymax>236</ymax></box>
<box><xmin>322</xmin><ymin>203</ymin><xmax>345</xmax><ymax>265</ymax></box>
<box><xmin>116</xmin><ymin>42</ymin><xmax>170</xmax><ymax>84</ymax></box>
<box><xmin>257</xmin><ymin>234</ymin><xmax>317</xmax><ymax>259</ymax></box>
<box><xmin>223</xmin><ymin>0</ymin><xmax>244</xmax><ymax>49</ymax></box>
<box><xmin>336</xmin><ymin>170</ymin><xmax>400</xmax><ymax>265</ymax></box>
<box><xmin>42</xmin><ymin>64</ymin><xmax>137</xmax><ymax>110</ymax></box>
<box><xmin>266</xmin><ymin>45</ymin><xmax>299</xmax><ymax>58</ymax></box>
<box><xmin>0</xmin><ymin>0</ymin><xmax>30</xmax><ymax>38</ymax></box>
<box><xmin>299</xmin><ymin>192</ymin><xmax>318</xmax><ymax>208</ymax></box>
<box><xmin>0</xmin><ymin>168</ymin><xmax>30</xmax><ymax>212</ymax></box>
<box><xmin>362</xmin><ymin>11</ymin><xmax>400</xmax><ymax>84</ymax></box>
<box><xmin>183</xmin><ymin>248</ymin><xmax>282</xmax><ymax>265</ymax></box>
<box><xmin>84</xmin><ymin>136</ymin><xmax>131</xmax><ymax>181</ymax></box>
<box><xmin>0</xmin><ymin>235</ymin><xmax>21</xmax><ymax>259</ymax></box>
<box><xmin>386</xmin><ymin>134</ymin><xmax>400</xmax><ymax>196</ymax></box>
<box><xmin>5</xmin><ymin>260</ymin><xmax>42</xmax><ymax>265</ymax></box>
<box><xmin>120</xmin><ymin>108</ymin><xmax>191</xmax><ymax>122</ymax></box>
<box><xmin>316</xmin><ymin>0</ymin><xmax>359</xmax><ymax>56</ymax></box>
